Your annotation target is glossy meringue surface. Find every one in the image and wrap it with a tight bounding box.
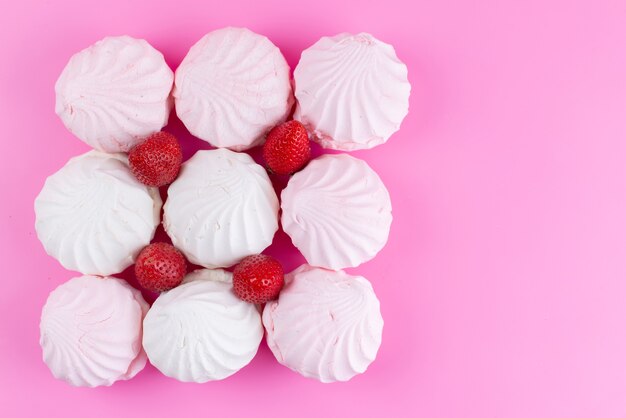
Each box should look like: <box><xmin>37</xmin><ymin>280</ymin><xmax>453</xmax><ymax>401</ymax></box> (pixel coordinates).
<box><xmin>174</xmin><ymin>27</ymin><xmax>293</xmax><ymax>150</ymax></box>
<box><xmin>55</xmin><ymin>36</ymin><xmax>174</xmax><ymax>153</ymax></box>
<box><xmin>34</xmin><ymin>151</ymin><xmax>162</xmax><ymax>276</ymax></box>
<box><xmin>281</xmin><ymin>154</ymin><xmax>392</xmax><ymax>270</ymax></box>
<box><xmin>143</xmin><ymin>269</ymin><xmax>263</xmax><ymax>383</ymax></box>
<box><xmin>263</xmin><ymin>265</ymin><xmax>384</xmax><ymax>383</ymax></box>
<box><xmin>164</xmin><ymin>148</ymin><xmax>279</xmax><ymax>268</ymax></box>
<box><xmin>40</xmin><ymin>276</ymin><xmax>149</xmax><ymax>387</ymax></box>
<box><xmin>294</xmin><ymin>32</ymin><xmax>410</xmax><ymax>151</ymax></box>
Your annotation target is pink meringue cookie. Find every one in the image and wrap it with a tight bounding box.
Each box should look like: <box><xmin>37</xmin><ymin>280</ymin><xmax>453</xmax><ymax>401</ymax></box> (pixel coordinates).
<box><xmin>263</xmin><ymin>265</ymin><xmax>384</xmax><ymax>383</ymax></box>
<box><xmin>40</xmin><ymin>276</ymin><xmax>148</xmax><ymax>387</ymax></box>
<box><xmin>55</xmin><ymin>36</ymin><xmax>174</xmax><ymax>153</ymax></box>
<box><xmin>294</xmin><ymin>33</ymin><xmax>410</xmax><ymax>151</ymax></box>
<box><xmin>174</xmin><ymin>27</ymin><xmax>294</xmax><ymax>151</ymax></box>
<box><xmin>281</xmin><ymin>154</ymin><xmax>392</xmax><ymax>270</ymax></box>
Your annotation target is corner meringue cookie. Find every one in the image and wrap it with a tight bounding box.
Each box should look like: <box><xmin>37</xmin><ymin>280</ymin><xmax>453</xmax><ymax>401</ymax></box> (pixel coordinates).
<box><xmin>294</xmin><ymin>33</ymin><xmax>410</xmax><ymax>151</ymax></box>
<box><xmin>55</xmin><ymin>36</ymin><xmax>174</xmax><ymax>152</ymax></box>
<box><xmin>40</xmin><ymin>276</ymin><xmax>149</xmax><ymax>387</ymax></box>
<box><xmin>174</xmin><ymin>27</ymin><xmax>294</xmax><ymax>150</ymax></box>
<box><xmin>143</xmin><ymin>269</ymin><xmax>263</xmax><ymax>382</ymax></box>
<box><xmin>263</xmin><ymin>265</ymin><xmax>384</xmax><ymax>383</ymax></box>
<box><xmin>35</xmin><ymin>151</ymin><xmax>162</xmax><ymax>276</ymax></box>
<box><xmin>164</xmin><ymin>149</ymin><xmax>279</xmax><ymax>268</ymax></box>
<box><xmin>281</xmin><ymin>154</ymin><xmax>392</xmax><ymax>270</ymax></box>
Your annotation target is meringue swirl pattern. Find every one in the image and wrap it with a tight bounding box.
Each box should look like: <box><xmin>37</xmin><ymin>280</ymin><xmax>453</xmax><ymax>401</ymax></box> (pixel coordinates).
<box><xmin>55</xmin><ymin>36</ymin><xmax>174</xmax><ymax>153</ymax></box>
<box><xmin>263</xmin><ymin>265</ymin><xmax>384</xmax><ymax>383</ymax></box>
<box><xmin>174</xmin><ymin>27</ymin><xmax>294</xmax><ymax>150</ymax></box>
<box><xmin>40</xmin><ymin>276</ymin><xmax>149</xmax><ymax>387</ymax></box>
<box><xmin>143</xmin><ymin>269</ymin><xmax>264</xmax><ymax>382</ymax></box>
<box><xmin>164</xmin><ymin>149</ymin><xmax>279</xmax><ymax>268</ymax></box>
<box><xmin>281</xmin><ymin>154</ymin><xmax>392</xmax><ymax>270</ymax></box>
<box><xmin>294</xmin><ymin>32</ymin><xmax>410</xmax><ymax>151</ymax></box>
<box><xmin>34</xmin><ymin>151</ymin><xmax>162</xmax><ymax>276</ymax></box>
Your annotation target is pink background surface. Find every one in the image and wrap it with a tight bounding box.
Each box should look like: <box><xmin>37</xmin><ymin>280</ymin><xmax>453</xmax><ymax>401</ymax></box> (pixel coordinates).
<box><xmin>1</xmin><ymin>0</ymin><xmax>626</xmax><ymax>417</ymax></box>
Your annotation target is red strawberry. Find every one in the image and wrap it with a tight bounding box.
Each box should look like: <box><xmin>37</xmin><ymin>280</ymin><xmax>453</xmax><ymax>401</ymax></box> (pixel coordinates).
<box><xmin>263</xmin><ymin>120</ymin><xmax>311</xmax><ymax>175</ymax></box>
<box><xmin>233</xmin><ymin>254</ymin><xmax>284</xmax><ymax>304</ymax></box>
<box><xmin>129</xmin><ymin>132</ymin><xmax>183</xmax><ymax>187</ymax></box>
<box><xmin>135</xmin><ymin>242</ymin><xmax>187</xmax><ymax>292</ymax></box>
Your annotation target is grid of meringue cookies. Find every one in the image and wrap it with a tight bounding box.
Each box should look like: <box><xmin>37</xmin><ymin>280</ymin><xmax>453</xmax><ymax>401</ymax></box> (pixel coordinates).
<box><xmin>35</xmin><ymin>27</ymin><xmax>411</xmax><ymax>387</ymax></box>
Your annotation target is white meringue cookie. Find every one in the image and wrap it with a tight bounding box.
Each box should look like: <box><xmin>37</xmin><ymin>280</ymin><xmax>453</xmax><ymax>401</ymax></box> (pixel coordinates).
<box><xmin>40</xmin><ymin>276</ymin><xmax>149</xmax><ymax>387</ymax></box>
<box><xmin>35</xmin><ymin>151</ymin><xmax>162</xmax><ymax>276</ymax></box>
<box><xmin>281</xmin><ymin>154</ymin><xmax>392</xmax><ymax>270</ymax></box>
<box><xmin>164</xmin><ymin>149</ymin><xmax>279</xmax><ymax>268</ymax></box>
<box><xmin>294</xmin><ymin>33</ymin><xmax>410</xmax><ymax>151</ymax></box>
<box><xmin>263</xmin><ymin>265</ymin><xmax>384</xmax><ymax>383</ymax></box>
<box><xmin>55</xmin><ymin>36</ymin><xmax>174</xmax><ymax>153</ymax></box>
<box><xmin>174</xmin><ymin>27</ymin><xmax>293</xmax><ymax>150</ymax></box>
<box><xmin>181</xmin><ymin>267</ymin><xmax>232</xmax><ymax>285</ymax></box>
<box><xmin>143</xmin><ymin>269</ymin><xmax>263</xmax><ymax>382</ymax></box>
